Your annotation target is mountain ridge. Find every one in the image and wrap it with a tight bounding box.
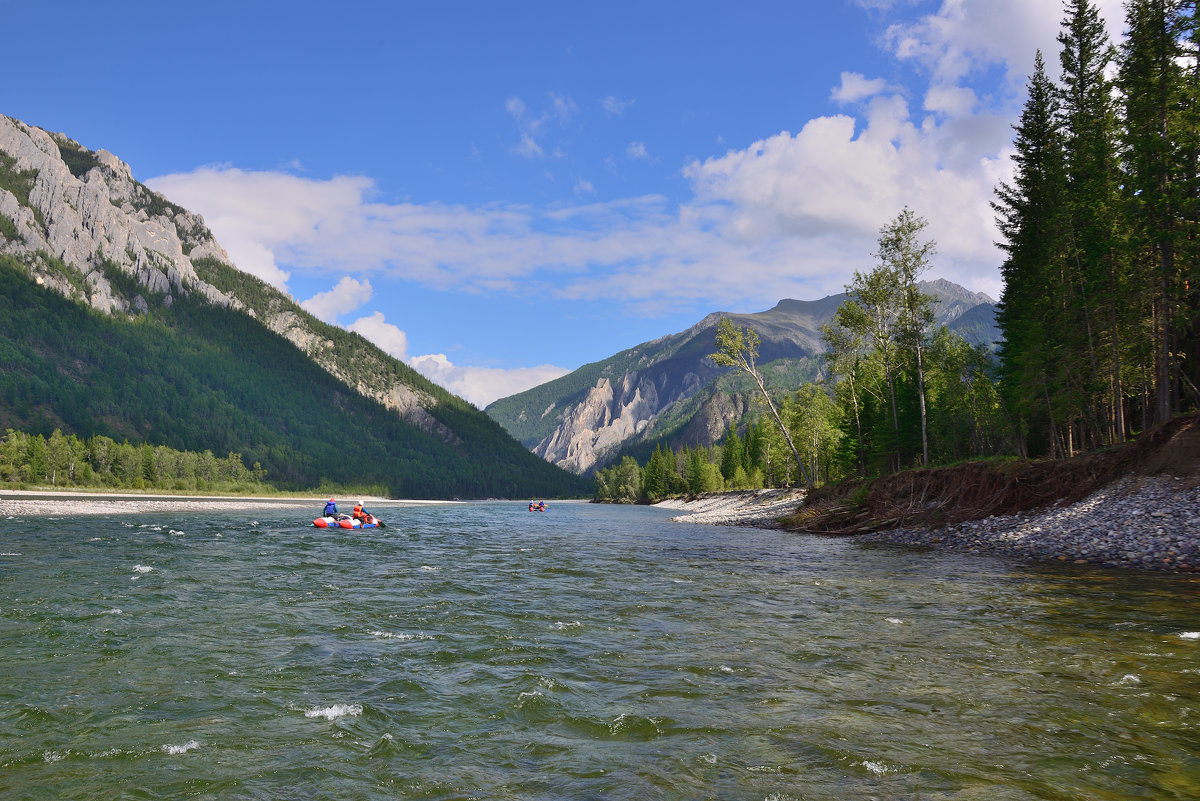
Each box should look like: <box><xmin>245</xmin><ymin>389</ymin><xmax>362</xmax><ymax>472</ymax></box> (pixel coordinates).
<box><xmin>487</xmin><ymin>282</ymin><xmax>998</xmax><ymax>475</ymax></box>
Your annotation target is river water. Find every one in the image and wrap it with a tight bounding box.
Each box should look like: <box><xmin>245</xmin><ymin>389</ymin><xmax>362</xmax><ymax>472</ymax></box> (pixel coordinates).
<box><xmin>1</xmin><ymin>500</ymin><xmax>1197</xmax><ymax>800</ymax></box>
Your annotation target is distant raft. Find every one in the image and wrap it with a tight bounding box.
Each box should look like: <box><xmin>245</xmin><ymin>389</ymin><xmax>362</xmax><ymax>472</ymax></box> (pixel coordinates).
<box><xmin>313</xmin><ymin>515</ymin><xmax>382</xmax><ymax>529</ymax></box>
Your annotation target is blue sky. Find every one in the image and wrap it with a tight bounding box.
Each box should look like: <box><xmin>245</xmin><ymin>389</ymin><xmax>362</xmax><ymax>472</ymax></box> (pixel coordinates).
<box><xmin>4</xmin><ymin>0</ymin><xmax>1125</xmax><ymax>407</ymax></box>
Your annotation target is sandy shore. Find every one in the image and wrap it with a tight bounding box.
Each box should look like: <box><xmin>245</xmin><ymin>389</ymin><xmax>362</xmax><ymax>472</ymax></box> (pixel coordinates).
<box><xmin>0</xmin><ymin>490</ymin><xmax>455</xmax><ymax>517</ymax></box>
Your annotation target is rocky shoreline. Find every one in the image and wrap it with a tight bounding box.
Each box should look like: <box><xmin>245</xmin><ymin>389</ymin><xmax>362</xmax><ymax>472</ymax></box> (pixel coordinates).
<box><xmin>860</xmin><ymin>474</ymin><xmax>1199</xmax><ymax>572</ymax></box>
<box><xmin>658</xmin><ymin>474</ymin><xmax>1200</xmax><ymax>573</ymax></box>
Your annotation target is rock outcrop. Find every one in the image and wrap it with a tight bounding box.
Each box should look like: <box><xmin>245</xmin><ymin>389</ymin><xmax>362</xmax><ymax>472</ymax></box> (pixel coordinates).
<box><xmin>0</xmin><ymin>115</ymin><xmax>447</xmax><ymax>436</ymax></box>
<box><xmin>0</xmin><ymin>116</ymin><xmax>240</xmax><ymax>314</ymax></box>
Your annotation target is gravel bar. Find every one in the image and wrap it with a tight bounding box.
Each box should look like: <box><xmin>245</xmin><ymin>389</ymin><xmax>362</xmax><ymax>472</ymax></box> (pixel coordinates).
<box><xmin>860</xmin><ymin>474</ymin><xmax>1200</xmax><ymax>572</ymax></box>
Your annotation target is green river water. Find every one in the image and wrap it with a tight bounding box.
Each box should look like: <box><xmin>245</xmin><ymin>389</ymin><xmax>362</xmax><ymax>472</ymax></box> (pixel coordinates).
<box><xmin>1</xmin><ymin>500</ymin><xmax>1197</xmax><ymax>800</ymax></box>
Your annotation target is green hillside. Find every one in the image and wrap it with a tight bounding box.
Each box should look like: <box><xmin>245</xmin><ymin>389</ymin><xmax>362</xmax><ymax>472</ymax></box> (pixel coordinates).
<box><xmin>0</xmin><ymin>256</ymin><xmax>587</xmax><ymax>498</ymax></box>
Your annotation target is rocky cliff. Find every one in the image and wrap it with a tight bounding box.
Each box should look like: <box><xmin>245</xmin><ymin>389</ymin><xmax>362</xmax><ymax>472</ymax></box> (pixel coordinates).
<box><xmin>0</xmin><ymin>115</ymin><xmax>447</xmax><ymax>438</ymax></box>
<box><xmin>0</xmin><ymin>116</ymin><xmax>237</xmax><ymax>313</ymax></box>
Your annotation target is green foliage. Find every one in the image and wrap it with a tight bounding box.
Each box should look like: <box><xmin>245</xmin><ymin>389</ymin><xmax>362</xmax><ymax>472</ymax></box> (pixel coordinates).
<box><xmin>0</xmin><ymin>213</ymin><xmax>18</xmax><ymax>242</ymax></box>
<box><xmin>592</xmin><ymin>455</ymin><xmax>644</xmax><ymax>503</ymax></box>
<box><xmin>51</xmin><ymin>134</ymin><xmax>103</xmax><ymax>179</ymax></box>
<box><xmin>995</xmin><ymin>0</ymin><xmax>1200</xmax><ymax>456</ymax></box>
<box><xmin>783</xmin><ymin>384</ymin><xmax>844</xmax><ymax>486</ymax></box>
<box><xmin>0</xmin><ymin>428</ymin><xmax>268</xmax><ymax>492</ymax></box>
<box><xmin>0</xmin><ymin>151</ymin><xmax>46</xmax><ymax>230</ymax></box>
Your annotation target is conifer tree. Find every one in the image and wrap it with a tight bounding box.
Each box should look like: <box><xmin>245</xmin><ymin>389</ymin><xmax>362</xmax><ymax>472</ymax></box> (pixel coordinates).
<box><xmin>994</xmin><ymin>51</ymin><xmax>1071</xmax><ymax>455</ymax></box>
<box><xmin>1057</xmin><ymin>0</ymin><xmax>1126</xmax><ymax>447</ymax></box>
<box><xmin>1120</xmin><ymin>0</ymin><xmax>1199</xmax><ymax>423</ymax></box>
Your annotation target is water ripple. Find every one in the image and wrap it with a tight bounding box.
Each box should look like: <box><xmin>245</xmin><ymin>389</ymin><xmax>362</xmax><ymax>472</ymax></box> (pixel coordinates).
<box><xmin>0</xmin><ymin>501</ymin><xmax>1197</xmax><ymax>799</ymax></box>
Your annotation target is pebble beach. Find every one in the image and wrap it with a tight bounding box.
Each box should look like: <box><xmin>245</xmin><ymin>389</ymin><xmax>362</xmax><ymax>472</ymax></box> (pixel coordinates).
<box><xmin>660</xmin><ymin>475</ymin><xmax>1200</xmax><ymax>573</ymax></box>
<box><xmin>861</xmin><ymin>474</ymin><xmax>1200</xmax><ymax>572</ymax></box>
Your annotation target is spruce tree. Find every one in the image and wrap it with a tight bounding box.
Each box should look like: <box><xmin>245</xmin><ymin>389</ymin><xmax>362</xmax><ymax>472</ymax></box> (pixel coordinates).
<box><xmin>994</xmin><ymin>51</ymin><xmax>1071</xmax><ymax>456</ymax></box>
<box><xmin>1057</xmin><ymin>0</ymin><xmax>1126</xmax><ymax>448</ymax></box>
<box><xmin>1119</xmin><ymin>0</ymin><xmax>1189</xmax><ymax>425</ymax></box>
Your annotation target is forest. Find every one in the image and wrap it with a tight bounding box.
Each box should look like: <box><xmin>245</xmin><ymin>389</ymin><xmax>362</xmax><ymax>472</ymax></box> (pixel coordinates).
<box><xmin>0</xmin><ymin>256</ymin><xmax>588</xmax><ymax>499</ymax></box>
<box><xmin>0</xmin><ymin>429</ymin><xmax>273</xmax><ymax>495</ymax></box>
<box><xmin>595</xmin><ymin>0</ymin><xmax>1199</xmax><ymax>503</ymax></box>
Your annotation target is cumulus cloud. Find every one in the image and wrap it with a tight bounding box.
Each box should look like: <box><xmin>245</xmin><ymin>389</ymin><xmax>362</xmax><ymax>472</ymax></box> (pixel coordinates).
<box><xmin>149</xmin><ymin>2</ymin><xmax>1108</xmax><ymax>353</ymax></box>
<box><xmin>301</xmin><ymin>276</ymin><xmax>371</xmax><ymax>322</ymax></box>
<box><xmin>148</xmin><ymin>168</ymin><xmax>377</xmax><ymax>290</ymax></box>
<box><xmin>925</xmin><ymin>84</ymin><xmax>978</xmax><ymax>116</ymax></box>
<box><xmin>626</xmin><ymin>141</ymin><xmax>650</xmax><ymax>160</ymax></box>
<box><xmin>347</xmin><ymin>311</ymin><xmax>408</xmax><ymax>360</ymax></box>
<box><xmin>831</xmin><ymin>71</ymin><xmax>888</xmax><ymax>104</ymax></box>
<box><xmin>407</xmin><ymin>353</ymin><xmax>570</xmax><ymax>408</ymax></box>
<box><xmin>682</xmin><ymin>89</ymin><xmax>1009</xmax><ymax>297</ymax></box>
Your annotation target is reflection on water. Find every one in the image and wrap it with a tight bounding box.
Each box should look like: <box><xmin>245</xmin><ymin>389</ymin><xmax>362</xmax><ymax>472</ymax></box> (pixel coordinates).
<box><xmin>1</xmin><ymin>500</ymin><xmax>1197</xmax><ymax>800</ymax></box>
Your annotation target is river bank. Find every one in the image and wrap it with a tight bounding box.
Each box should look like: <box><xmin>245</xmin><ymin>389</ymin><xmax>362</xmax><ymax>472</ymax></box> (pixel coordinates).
<box><xmin>0</xmin><ymin>490</ymin><xmax>451</xmax><ymax>517</ymax></box>
<box><xmin>860</xmin><ymin>473</ymin><xmax>1199</xmax><ymax>572</ymax></box>
<box><xmin>661</xmin><ymin>413</ymin><xmax>1200</xmax><ymax>573</ymax></box>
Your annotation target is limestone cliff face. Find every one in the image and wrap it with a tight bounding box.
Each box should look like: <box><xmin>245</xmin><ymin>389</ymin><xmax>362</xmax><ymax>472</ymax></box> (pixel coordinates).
<box><xmin>0</xmin><ymin>115</ymin><xmax>448</xmax><ymax>437</ymax></box>
<box><xmin>0</xmin><ymin>116</ymin><xmax>238</xmax><ymax>313</ymax></box>
<box><xmin>535</xmin><ymin>373</ymin><xmax>654</xmax><ymax>474</ymax></box>
<box><xmin>532</xmin><ymin>363</ymin><xmax>718</xmax><ymax>474</ymax></box>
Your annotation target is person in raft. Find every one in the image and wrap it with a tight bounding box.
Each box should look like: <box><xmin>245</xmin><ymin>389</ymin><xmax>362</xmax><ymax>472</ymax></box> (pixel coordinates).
<box><xmin>324</xmin><ymin>498</ymin><xmax>339</xmax><ymax>518</ymax></box>
<box><xmin>352</xmin><ymin>502</ymin><xmax>370</xmax><ymax>523</ymax></box>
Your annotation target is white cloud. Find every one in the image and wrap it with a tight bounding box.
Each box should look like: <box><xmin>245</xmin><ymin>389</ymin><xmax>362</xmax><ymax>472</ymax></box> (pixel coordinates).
<box><xmin>683</xmin><ymin>89</ymin><xmax>1008</xmax><ymax>296</ymax></box>
<box><xmin>516</xmin><ymin>131</ymin><xmax>544</xmax><ymax>158</ymax></box>
<box><xmin>148</xmin><ymin>168</ymin><xmax>376</xmax><ymax>290</ymax></box>
<box><xmin>506</xmin><ymin>93</ymin><xmax>577</xmax><ymax>159</ymax></box>
<box><xmin>882</xmin><ymin>0</ymin><xmax>1126</xmax><ymax>93</ymax></box>
<box><xmin>831</xmin><ymin>71</ymin><xmax>888</xmax><ymax>104</ymax></box>
<box><xmin>600</xmin><ymin>95</ymin><xmax>635</xmax><ymax>116</ymax></box>
<box><xmin>626</xmin><ymin>141</ymin><xmax>650</xmax><ymax>160</ymax></box>
<box><xmin>153</xmin><ymin>4</ymin><xmax>1108</xmax><ymax>324</ymax></box>
<box><xmin>407</xmin><ymin>353</ymin><xmax>570</xmax><ymax>408</ymax></box>
<box><xmin>301</xmin><ymin>276</ymin><xmax>371</xmax><ymax>323</ymax></box>
<box><xmin>924</xmin><ymin>84</ymin><xmax>977</xmax><ymax>116</ymax></box>
<box><xmin>347</xmin><ymin>311</ymin><xmax>408</xmax><ymax>360</ymax></box>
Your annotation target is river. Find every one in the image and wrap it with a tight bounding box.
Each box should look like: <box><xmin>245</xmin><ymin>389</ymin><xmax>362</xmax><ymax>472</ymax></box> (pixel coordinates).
<box><xmin>1</xmin><ymin>500</ymin><xmax>1197</xmax><ymax>800</ymax></box>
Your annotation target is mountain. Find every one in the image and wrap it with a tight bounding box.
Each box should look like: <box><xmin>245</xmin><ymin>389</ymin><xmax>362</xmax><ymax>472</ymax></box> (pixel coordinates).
<box><xmin>486</xmin><ymin>281</ymin><xmax>998</xmax><ymax>475</ymax></box>
<box><xmin>0</xmin><ymin>114</ymin><xmax>588</xmax><ymax>498</ymax></box>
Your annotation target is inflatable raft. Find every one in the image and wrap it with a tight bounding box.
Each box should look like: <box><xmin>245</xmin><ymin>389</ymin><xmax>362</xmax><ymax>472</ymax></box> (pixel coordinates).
<box><xmin>312</xmin><ymin>515</ymin><xmax>382</xmax><ymax>529</ymax></box>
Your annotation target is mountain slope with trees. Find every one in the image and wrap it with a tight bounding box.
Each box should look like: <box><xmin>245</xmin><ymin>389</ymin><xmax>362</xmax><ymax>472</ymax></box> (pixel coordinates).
<box><xmin>0</xmin><ymin>116</ymin><xmax>587</xmax><ymax>498</ymax></box>
<box><xmin>487</xmin><ymin>280</ymin><xmax>997</xmax><ymax>476</ymax></box>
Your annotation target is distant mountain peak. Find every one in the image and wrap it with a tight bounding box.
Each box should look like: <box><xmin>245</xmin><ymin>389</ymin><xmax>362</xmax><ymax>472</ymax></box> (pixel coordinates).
<box><xmin>488</xmin><ymin>281</ymin><xmax>999</xmax><ymax>475</ymax></box>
